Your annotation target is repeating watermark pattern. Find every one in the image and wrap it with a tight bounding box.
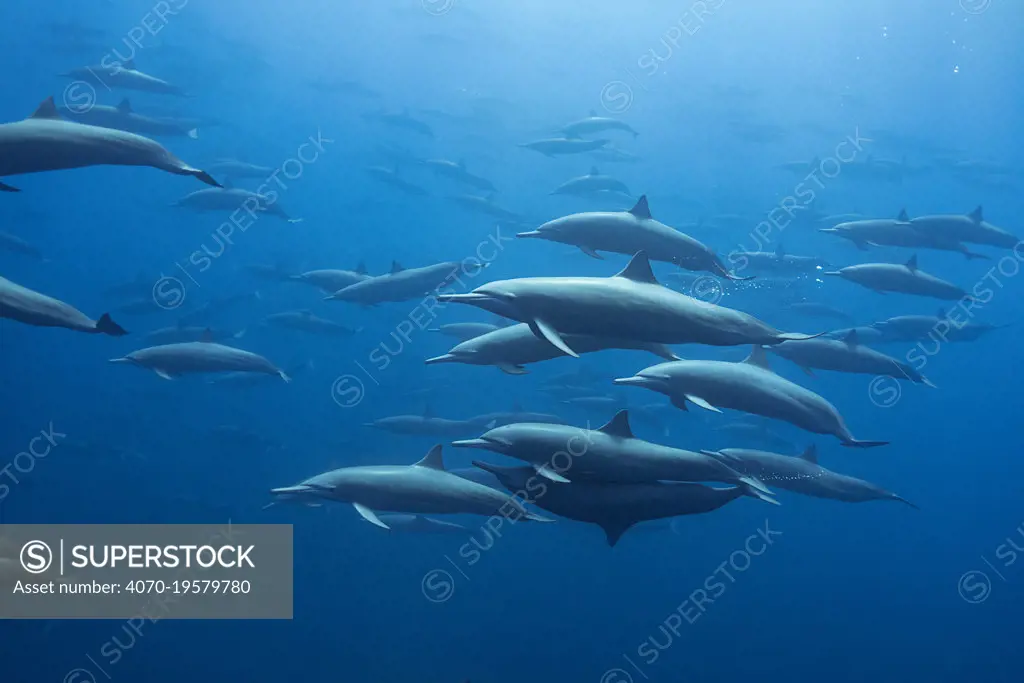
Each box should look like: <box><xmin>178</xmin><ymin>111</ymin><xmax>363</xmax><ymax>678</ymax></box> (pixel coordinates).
<box><xmin>600</xmin><ymin>520</ymin><xmax>782</xmax><ymax>682</ymax></box>
<box><xmin>421</xmin><ymin>0</ymin><xmax>456</xmax><ymax>15</ymax></box>
<box><xmin>957</xmin><ymin>519</ymin><xmax>1023</xmax><ymax>604</ymax></box>
<box><xmin>151</xmin><ymin>131</ymin><xmax>333</xmax><ymax>311</ymax></box>
<box><xmin>865</xmin><ymin>242</ymin><xmax>1024</xmax><ymax>406</ymax></box>
<box><xmin>62</xmin><ymin>0</ymin><xmax>191</xmax><ymax>114</ymax></box>
<box><xmin>697</xmin><ymin>128</ymin><xmax>871</xmax><ymax>302</ymax></box>
<box><xmin>0</xmin><ymin>423</ymin><xmax>65</xmax><ymax>503</ymax></box>
<box><xmin>420</xmin><ymin>425</ymin><xmax>595</xmax><ymax>603</ymax></box>
<box><xmin>960</xmin><ymin>0</ymin><xmax>992</xmax><ymax>15</ymax></box>
<box><xmin>600</xmin><ymin>0</ymin><xmax>727</xmax><ymax>114</ymax></box>
<box><xmin>331</xmin><ymin>226</ymin><xmax>514</xmax><ymax>409</ymax></box>
<box><xmin>59</xmin><ymin>521</ymin><xmax>255</xmax><ymax>681</ymax></box>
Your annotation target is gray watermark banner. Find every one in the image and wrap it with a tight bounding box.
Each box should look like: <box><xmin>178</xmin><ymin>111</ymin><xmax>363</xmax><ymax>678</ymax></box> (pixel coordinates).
<box><xmin>0</xmin><ymin>524</ymin><xmax>292</xmax><ymax>619</ymax></box>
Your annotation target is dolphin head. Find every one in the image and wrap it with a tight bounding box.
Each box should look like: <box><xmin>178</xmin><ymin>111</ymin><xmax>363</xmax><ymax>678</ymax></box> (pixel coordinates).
<box><xmin>613</xmin><ymin>371</ymin><xmax>671</xmax><ymax>392</ymax></box>
<box><xmin>435</xmin><ymin>284</ymin><xmax>519</xmax><ymax>318</ymax></box>
<box><xmin>450</xmin><ymin>431</ymin><xmax>514</xmax><ymax>454</ymax></box>
<box><xmin>108</xmin><ymin>356</ymin><xmax>138</xmax><ymax>367</ymax></box>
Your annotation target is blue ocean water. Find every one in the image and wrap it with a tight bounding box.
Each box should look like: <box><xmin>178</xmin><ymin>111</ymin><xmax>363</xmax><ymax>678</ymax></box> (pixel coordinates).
<box><xmin>2</xmin><ymin>0</ymin><xmax>1023</xmax><ymax>681</ymax></box>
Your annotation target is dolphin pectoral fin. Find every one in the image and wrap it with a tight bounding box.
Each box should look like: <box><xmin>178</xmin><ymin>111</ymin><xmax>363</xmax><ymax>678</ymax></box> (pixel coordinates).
<box><xmin>496</xmin><ymin>363</ymin><xmax>529</xmax><ymax>375</ymax></box>
<box><xmin>353</xmin><ymin>503</ymin><xmax>390</xmax><ymax>529</ymax></box>
<box><xmin>153</xmin><ymin>369</ymin><xmax>176</xmax><ymax>380</ymax></box>
<box><xmin>685</xmin><ymin>395</ymin><xmax>721</xmax><ymax>412</ymax></box>
<box><xmin>535</xmin><ymin>465</ymin><xmax>570</xmax><ymax>483</ymax></box>
<box><xmin>579</xmin><ymin>246</ymin><xmax>604</xmax><ymax>260</ymax></box>
<box><xmin>0</xmin><ymin>180</ymin><xmax>20</xmax><ymax>192</ymax></box>
<box><xmin>529</xmin><ymin>319</ymin><xmax>579</xmax><ymax>358</ymax></box>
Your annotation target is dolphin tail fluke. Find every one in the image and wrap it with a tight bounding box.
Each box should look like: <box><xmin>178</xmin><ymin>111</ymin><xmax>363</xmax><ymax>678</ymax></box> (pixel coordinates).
<box><xmin>840</xmin><ymin>439</ymin><xmax>889</xmax><ymax>449</ymax></box>
<box><xmin>95</xmin><ymin>313</ymin><xmax>128</xmax><ymax>337</ymax></box>
<box><xmin>190</xmin><ymin>169</ymin><xmax>222</xmax><ymax>187</ymax></box>
<box><xmin>0</xmin><ymin>180</ymin><xmax>20</xmax><ymax>192</ymax></box>
<box><xmin>278</xmin><ymin>370</ymin><xmax>292</xmax><ymax>383</ymax></box>
<box><xmin>891</xmin><ymin>494</ymin><xmax>920</xmax><ymax>510</ymax></box>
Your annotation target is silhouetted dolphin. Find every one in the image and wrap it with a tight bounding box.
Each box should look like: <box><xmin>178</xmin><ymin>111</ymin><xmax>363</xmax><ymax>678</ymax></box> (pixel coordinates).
<box><xmin>908</xmin><ymin>206</ymin><xmax>1019</xmax><ymax>249</ymax></box>
<box><xmin>768</xmin><ymin>329</ymin><xmax>935</xmax><ymax>386</ymax></box>
<box><xmin>0</xmin><ymin>97</ymin><xmax>219</xmax><ymax>191</ymax></box>
<box><xmin>824</xmin><ymin>255</ymin><xmax>973</xmax><ymax>301</ymax></box>
<box><xmin>109</xmin><ymin>334</ymin><xmax>289</xmax><ymax>381</ymax></box>
<box><xmin>473</xmin><ymin>460</ymin><xmax>748</xmax><ymax>546</ymax></box>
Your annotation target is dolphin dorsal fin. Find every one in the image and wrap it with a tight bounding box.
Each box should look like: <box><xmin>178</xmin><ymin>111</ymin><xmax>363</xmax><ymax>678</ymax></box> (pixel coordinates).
<box><xmin>799</xmin><ymin>444</ymin><xmax>818</xmax><ymax>464</ymax></box>
<box><xmin>29</xmin><ymin>97</ymin><xmax>60</xmax><ymax>119</ymax></box>
<box><xmin>613</xmin><ymin>251</ymin><xmax>659</xmax><ymax>285</ymax></box>
<box><xmin>221</xmin><ymin>177</ymin><xmax>234</xmax><ymax>189</ymax></box>
<box><xmin>117</xmin><ymin>98</ymin><xmax>133</xmax><ymax>114</ymax></box>
<box><xmin>844</xmin><ymin>329</ymin><xmax>859</xmax><ymax>347</ymax></box>
<box><xmin>355</xmin><ymin>260</ymin><xmax>367</xmax><ymax>275</ymax></box>
<box><xmin>422</xmin><ymin>403</ymin><xmax>434</xmax><ymax>419</ymax></box>
<box><xmin>968</xmin><ymin>205</ymin><xmax>983</xmax><ymax>223</ymax></box>
<box><xmin>589</xmin><ymin>166</ymin><xmax>600</xmax><ymax>176</ymax></box>
<box><xmin>512</xmin><ymin>401</ymin><xmax>523</xmax><ymax>412</ymax></box>
<box><xmin>628</xmin><ymin>195</ymin><xmax>652</xmax><ymax>219</ymax></box>
<box><xmin>390</xmin><ymin>261</ymin><xmax>404</xmax><ymax>274</ymax></box>
<box><xmin>598</xmin><ymin>409</ymin><xmax>633</xmax><ymax>438</ymax></box>
<box><xmin>122</xmin><ymin>58</ymin><xmax>136</xmax><ymax>70</ymax></box>
<box><xmin>414</xmin><ymin>444</ymin><xmax>446</xmax><ymax>470</ymax></box>
<box><xmin>905</xmin><ymin>255</ymin><xmax>918</xmax><ymax>272</ymax></box>
<box><xmin>200</xmin><ymin>328</ymin><xmax>214</xmax><ymax>343</ymax></box>
<box><xmin>897</xmin><ymin>208</ymin><xmax>909</xmax><ymax>222</ymax></box>
<box><xmin>457</xmin><ymin>158</ymin><xmax>466</xmax><ymax>169</ymax></box>
<box><xmin>588</xmin><ymin>109</ymin><xmax>598</xmax><ymax>117</ymax></box>
<box><xmin>743</xmin><ymin>346</ymin><xmax>772</xmax><ymax>371</ymax></box>
<box><xmin>776</xmin><ymin>243</ymin><xmax>786</xmax><ymax>258</ymax></box>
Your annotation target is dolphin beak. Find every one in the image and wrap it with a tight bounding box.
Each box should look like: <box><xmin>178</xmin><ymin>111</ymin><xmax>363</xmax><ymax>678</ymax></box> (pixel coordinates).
<box><xmin>516</xmin><ymin>230</ymin><xmax>542</xmax><ymax>238</ymax></box>
<box><xmin>450</xmin><ymin>438</ymin><xmax>493</xmax><ymax>449</ymax></box>
<box><xmin>818</xmin><ymin>228</ymin><xmax>837</xmax><ymax>233</ymax></box>
<box><xmin>108</xmin><ymin>357</ymin><xmax>132</xmax><ymax>365</ymax></box>
<box><xmin>424</xmin><ymin>353</ymin><xmax>457</xmax><ymax>365</ymax></box>
<box><xmin>612</xmin><ymin>376</ymin><xmax>646</xmax><ymax>386</ymax></box>
<box><xmin>435</xmin><ymin>293</ymin><xmax>490</xmax><ymax>303</ymax></box>
<box><xmin>270</xmin><ymin>485</ymin><xmax>313</xmax><ymax>496</ymax></box>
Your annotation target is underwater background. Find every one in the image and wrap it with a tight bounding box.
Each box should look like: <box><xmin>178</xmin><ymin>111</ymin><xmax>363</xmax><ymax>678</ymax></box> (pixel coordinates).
<box><xmin>2</xmin><ymin>0</ymin><xmax>1023</xmax><ymax>681</ymax></box>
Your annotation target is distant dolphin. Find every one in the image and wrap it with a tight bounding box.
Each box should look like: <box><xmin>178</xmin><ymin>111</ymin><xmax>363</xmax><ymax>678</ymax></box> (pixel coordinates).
<box><xmin>110</xmin><ymin>335</ymin><xmax>289</xmax><ymax>381</ymax></box>
<box><xmin>56</xmin><ymin>98</ymin><xmax>198</xmax><ymax>138</ymax></box>
<box><xmin>422</xmin><ymin>159</ymin><xmax>496</xmax><ymax>192</ymax></box>
<box><xmin>768</xmin><ymin>329</ymin><xmax>935</xmax><ymax>386</ymax></box>
<box><xmin>473</xmin><ymin>460</ymin><xmax>749</xmax><ymax>546</ymax></box>
<box><xmin>371</xmin><ymin>514</ymin><xmax>469</xmax><ymax>534</ymax></box>
<box><xmin>0</xmin><ymin>275</ymin><xmax>127</xmax><ymax>336</ymax></box>
<box><xmin>206</xmin><ymin>159</ymin><xmax>274</xmax><ymax>181</ymax></box>
<box><xmin>908</xmin><ymin>206</ymin><xmax>1019</xmax><ymax>249</ymax></box>
<box><xmin>614</xmin><ymin>346</ymin><xmax>888</xmax><ymax>448</ymax></box>
<box><xmin>436</xmin><ymin>252</ymin><xmax>818</xmax><ymax>358</ymax></box>
<box><xmin>0</xmin><ymin>231</ymin><xmax>45</xmax><ymax>260</ymax></box>
<box><xmin>428</xmin><ymin>321</ymin><xmax>504</xmax><ymax>342</ymax></box>
<box><xmin>561</xmin><ymin>112</ymin><xmax>638</xmax><ymax>138</ymax></box>
<box><xmin>551</xmin><ymin>167</ymin><xmax>631</xmax><ymax>197</ymax></box>
<box><xmin>269</xmin><ymin>445</ymin><xmax>553</xmax><ymax>527</ymax></box>
<box><xmin>518</xmin><ymin>137</ymin><xmax>609</xmax><ymax>157</ymax></box>
<box><xmin>518</xmin><ymin>196</ymin><xmax>744</xmax><ymax>279</ymax></box>
<box><xmin>173</xmin><ymin>186</ymin><xmax>301</xmax><ymax>223</ymax></box>
<box><xmin>703</xmin><ymin>445</ymin><xmax>917</xmax><ymax>508</ymax></box>
<box><xmin>363</xmin><ymin>109</ymin><xmax>434</xmax><ymax>137</ymax></box>
<box><xmin>60</xmin><ymin>59</ymin><xmax>189</xmax><ymax>96</ymax></box>
<box><xmin>365</xmin><ymin>411</ymin><xmax>487</xmax><ymax>438</ymax></box>
<box><xmin>784</xmin><ymin>302</ymin><xmax>855</xmax><ymax>324</ymax></box>
<box><xmin>261</xmin><ymin>310</ymin><xmax>360</xmax><ymax>336</ymax></box>
<box><xmin>871</xmin><ymin>309</ymin><xmax>1009</xmax><ymax>343</ymax></box>
<box><xmin>326</xmin><ymin>260</ymin><xmax>474</xmax><ymax>305</ymax></box>
<box><xmin>824</xmin><ymin>255</ymin><xmax>973</xmax><ymax>301</ymax></box>
<box><xmin>730</xmin><ymin>246</ymin><xmax>830</xmax><ymax>276</ymax></box>
<box><xmin>452</xmin><ymin>410</ymin><xmax>777</xmax><ymax>504</ymax></box>
<box><xmin>425</xmin><ymin>321</ymin><xmax>680</xmax><ymax>374</ymax></box>
<box><xmin>144</xmin><ymin>323</ymin><xmax>244</xmax><ymax>345</ymax></box>
<box><xmin>290</xmin><ymin>265</ymin><xmax>369</xmax><ymax>293</ymax></box>
<box><xmin>365</xmin><ymin>166</ymin><xmax>428</xmax><ymax>196</ymax></box>
<box><xmin>820</xmin><ymin>210</ymin><xmax>989</xmax><ymax>260</ymax></box>
<box><xmin>0</xmin><ymin>97</ymin><xmax>219</xmax><ymax>191</ymax></box>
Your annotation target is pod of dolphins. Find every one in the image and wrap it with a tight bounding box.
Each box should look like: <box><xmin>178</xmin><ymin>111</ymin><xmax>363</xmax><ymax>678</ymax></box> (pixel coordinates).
<box><xmin>2</xmin><ymin>65</ymin><xmax>1018</xmax><ymax>548</ymax></box>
